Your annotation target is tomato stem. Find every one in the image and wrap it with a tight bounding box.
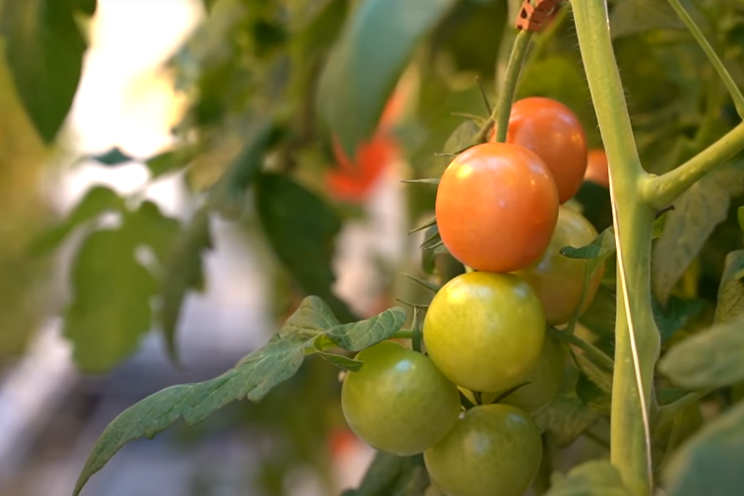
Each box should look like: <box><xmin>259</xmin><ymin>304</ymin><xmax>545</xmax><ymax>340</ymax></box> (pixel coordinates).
<box><xmin>491</xmin><ymin>29</ymin><xmax>533</xmax><ymax>143</ymax></box>
<box><xmin>547</xmin><ymin>328</ymin><xmax>613</xmax><ymax>371</ymax></box>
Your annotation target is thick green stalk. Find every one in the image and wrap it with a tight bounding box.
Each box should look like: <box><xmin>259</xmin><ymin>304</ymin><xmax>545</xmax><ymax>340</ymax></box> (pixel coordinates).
<box><xmin>492</xmin><ymin>29</ymin><xmax>533</xmax><ymax>142</ymax></box>
<box><xmin>572</xmin><ymin>1</ymin><xmax>659</xmax><ymax>494</ymax></box>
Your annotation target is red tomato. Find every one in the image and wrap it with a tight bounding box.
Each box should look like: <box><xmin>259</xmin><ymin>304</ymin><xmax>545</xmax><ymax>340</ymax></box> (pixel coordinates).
<box><xmin>492</xmin><ymin>97</ymin><xmax>588</xmax><ymax>203</ymax></box>
<box><xmin>435</xmin><ymin>142</ymin><xmax>559</xmax><ymax>273</ymax></box>
<box><xmin>585</xmin><ymin>148</ymin><xmax>609</xmax><ymax>187</ymax></box>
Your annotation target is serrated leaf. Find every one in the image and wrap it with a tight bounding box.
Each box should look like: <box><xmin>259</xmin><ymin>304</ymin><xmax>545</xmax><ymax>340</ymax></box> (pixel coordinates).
<box><xmin>652</xmin><ymin>162</ymin><xmax>744</xmax><ymax>304</ymax></box>
<box><xmin>664</xmin><ymin>399</ymin><xmax>744</xmax><ymax>496</ymax></box>
<box><xmin>64</xmin><ymin>228</ymin><xmax>157</xmax><ymax>373</ymax></box>
<box><xmin>609</xmin><ymin>0</ymin><xmax>683</xmax><ymax>40</ymax></box>
<box><xmin>326</xmin><ymin>307</ymin><xmax>407</xmax><ymax>352</ymax></box>
<box><xmin>715</xmin><ymin>250</ymin><xmax>744</xmax><ymax>324</ymax></box>
<box><xmin>73</xmin><ymin>330</ymin><xmax>311</xmax><ymax>496</ymax></box>
<box><xmin>313</xmin><ymin>335</ymin><xmax>364</xmax><ymax>372</ymax></box>
<box><xmin>658</xmin><ymin>315</ymin><xmax>744</xmax><ymax>389</ymax></box>
<box><xmin>281</xmin><ymin>296</ymin><xmax>340</xmax><ymax>337</ymax></box>
<box><xmin>90</xmin><ymin>147</ymin><xmax>133</xmax><ymax>166</ymax></box>
<box><xmin>342</xmin><ymin>452</ymin><xmax>428</xmax><ymax>496</ymax></box>
<box><xmin>442</xmin><ymin>120</ymin><xmax>479</xmax><ymax>155</ymax></box>
<box><xmin>547</xmin><ymin>461</ymin><xmax>631</xmax><ymax>496</ymax></box>
<box><xmin>653</xmin><ymin>295</ymin><xmax>705</xmax><ymax>344</ymax></box>
<box><xmin>1</xmin><ymin>0</ymin><xmax>96</xmax><ymax>142</ymax></box>
<box><xmin>29</xmin><ymin>186</ymin><xmax>124</xmax><ymax>256</ymax></box>
<box><xmin>146</xmin><ymin>145</ymin><xmax>200</xmax><ymax>179</ymax></box>
<box><xmin>318</xmin><ymin>0</ymin><xmax>458</xmax><ymax>156</ymax></box>
<box><xmin>255</xmin><ymin>172</ymin><xmax>355</xmax><ymax>322</ymax></box>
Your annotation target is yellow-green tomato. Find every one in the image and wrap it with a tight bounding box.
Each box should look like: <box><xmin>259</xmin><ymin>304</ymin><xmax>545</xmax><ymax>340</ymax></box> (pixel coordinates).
<box><xmin>424</xmin><ymin>271</ymin><xmax>545</xmax><ymax>393</ymax></box>
<box><xmin>341</xmin><ymin>341</ymin><xmax>461</xmax><ymax>456</ymax></box>
<box><xmin>424</xmin><ymin>404</ymin><xmax>543</xmax><ymax>496</ymax></box>
<box><xmin>498</xmin><ymin>336</ymin><xmax>565</xmax><ymax>412</ymax></box>
<box><xmin>514</xmin><ymin>206</ymin><xmax>602</xmax><ymax>325</ymax></box>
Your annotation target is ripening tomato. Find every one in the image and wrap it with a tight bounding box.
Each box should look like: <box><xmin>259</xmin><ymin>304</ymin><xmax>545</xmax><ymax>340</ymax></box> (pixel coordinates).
<box><xmin>435</xmin><ymin>142</ymin><xmax>559</xmax><ymax>273</ymax></box>
<box><xmin>514</xmin><ymin>206</ymin><xmax>603</xmax><ymax>325</ymax></box>
<box><xmin>424</xmin><ymin>404</ymin><xmax>543</xmax><ymax>496</ymax></box>
<box><xmin>585</xmin><ymin>148</ymin><xmax>609</xmax><ymax>187</ymax></box>
<box><xmin>492</xmin><ymin>97</ymin><xmax>587</xmax><ymax>203</ymax></box>
<box><xmin>423</xmin><ymin>271</ymin><xmax>545</xmax><ymax>393</ymax></box>
<box><xmin>341</xmin><ymin>341</ymin><xmax>461</xmax><ymax>456</ymax></box>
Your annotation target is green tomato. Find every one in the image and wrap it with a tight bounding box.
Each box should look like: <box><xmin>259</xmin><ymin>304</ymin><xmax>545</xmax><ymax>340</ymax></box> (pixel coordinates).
<box><xmin>424</xmin><ymin>404</ymin><xmax>543</xmax><ymax>496</ymax></box>
<box><xmin>341</xmin><ymin>341</ymin><xmax>461</xmax><ymax>456</ymax></box>
<box><xmin>423</xmin><ymin>271</ymin><xmax>545</xmax><ymax>393</ymax></box>
<box><xmin>514</xmin><ymin>206</ymin><xmax>602</xmax><ymax>325</ymax></box>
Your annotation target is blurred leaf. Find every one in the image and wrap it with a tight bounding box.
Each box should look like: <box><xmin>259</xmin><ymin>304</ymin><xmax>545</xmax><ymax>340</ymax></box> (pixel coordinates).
<box><xmin>318</xmin><ymin>0</ymin><xmax>457</xmax><ymax>155</ymax></box>
<box><xmin>124</xmin><ymin>201</ymin><xmax>182</xmax><ymax>265</ymax></box>
<box><xmin>610</xmin><ymin>0</ymin><xmax>682</xmax><ymax>40</ymax></box>
<box><xmin>574</xmin><ymin>182</ymin><xmax>614</xmax><ymax>231</ymax></box>
<box><xmin>658</xmin><ymin>315</ymin><xmax>744</xmax><ymax>389</ymax></box>
<box><xmin>30</xmin><ymin>186</ymin><xmax>124</xmax><ymax>256</ymax></box>
<box><xmin>442</xmin><ymin>119</ymin><xmax>479</xmax><ymax>154</ymax></box>
<box><xmin>576</xmin><ymin>371</ymin><xmax>612</xmax><ymax>415</ymax></box>
<box><xmin>146</xmin><ymin>145</ymin><xmax>200</xmax><ymax>179</ymax></box>
<box><xmin>714</xmin><ymin>250</ymin><xmax>744</xmax><ymax>323</ymax></box>
<box><xmin>664</xmin><ymin>399</ymin><xmax>744</xmax><ymax>496</ymax></box>
<box><xmin>738</xmin><ymin>206</ymin><xmax>744</xmax><ymax>233</ymax></box>
<box><xmin>653</xmin><ymin>295</ymin><xmax>705</xmax><ymax>344</ymax></box>
<box><xmin>159</xmin><ymin>208</ymin><xmax>212</xmax><ymax>360</ymax></box>
<box><xmin>410</xmin><ymin>215</ymin><xmax>437</xmax><ymax>234</ymax></box>
<box><xmin>90</xmin><ymin>147</ymin><xmax>133</xmax><ymax>166</ymax></box>
<box><xmin>579</xmin><ymin>286</ymin><xmax>616</xmax><ymax>337</ymax></box>
<box><xmin>63</xmin><ymin>228</ymin><xmax>157</xmax><ymax>373</ymax></box>
<box><xmin>547</xmin><ymin>461</ymin><xmax>631</xmax><ymax>496</ymax></box>
<box><xmin>1</xmin><ymin>0</ymin><xmax>96</xmax><ymax>142</ymax></box>
<box><xmin>403</xmin><ymin>178</ymin><xmax>440</xmax><ymax>185</ymax></box>
<box><xmin>342</xmin><ymin>452</ymin><xmax>428</xmax><ymax>496</ymax></box>
<box><xmin>256</xmin><ymin>172</ymin><xmax>355</xmax><ymax>322</ymax></box>
<box><xmin>326</xmin><ymin>307</ymin><xmax>407</xmax><ymax>352</ymax></box>
<box><xmin>534</xmin><ymin>379</ymin><xmax>600</xmax><ymax>446</ymax></box>
<box><xmin>652</xmin><ymin>162</ymin><xmax>744</xmax><ymax>303</ymax></box>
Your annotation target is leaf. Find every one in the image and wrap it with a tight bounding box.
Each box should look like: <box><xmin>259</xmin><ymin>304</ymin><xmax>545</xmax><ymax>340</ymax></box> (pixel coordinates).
<box><xmin>658</xmin><ymin>315</ymin><xmax>744</xmax><ymax>389</ymax></box>
<box><xmin>90</xmin><ymin>147</ymin><xmax>134</xmax><ymax>166</ymax></box>
<box><xmin>123</xmin><ymin>201</ymin><xmax>182</xmax><ymax>265</ymax></box>
<box><xmin>146</xmin><ymin>145</ymin><xmax>200</xmax><ymax>179</ymax></box>
<box><xmin>663</xmin><ymin>399</ymin><xmax>744</xmax><ymax>496</ymax></box>
<box><xmin>402</xmin><ymin>178</ymin><xmax>440</xmax><ymax>185</ymax></box>
<box><xmin>652</xmin><ymin>162</ymin><xmax>744</xmax><ymax>304</ymax></box>
<box><xmin>547</xmin><ymin>461</ymin><xmax>631</xmax><ymax>496</ymax></box>
<box><xmin>63</xmin><ymin>228</ymin><xmax>157</xmax><ymax>373</ymax></box>
<box><xmin>318</xmin><ymin>0</ymin><xmax>458</xmax><ymax>155</ymax></box>
<box><xmin>29</xmin><ymin>186</ymin><xmax>124</xmax><ymax>256</ymax></box>
<box><xmin>653</xmin><ymin>295</ymin><xmax>705</xmax><ymax>344</ymax></box>
<box><xmin>576</xmin><ymin>372</ymin><xmax>612</xmax><ymax>415</ymax></box>
<box><xmin>534</xmin><ymin>382</ymin><xmax>600</xmax><ymax>446</ymax></box>
<box><xmin>442</xmin><ymin>120</ymin><xmax>479</xmax><ymax>155</ymax></box>
<box><xmin>714</xmin><ymin>250</ymin><xmax>744</xmax><ymax>324</ymax></box>
<box><xmin>315</xmin><ymin>349</ymin><xmax>364</xmax><ymax>372</ymax></box>
<box><xmin>1</xmin><ymin>0</ymin><xmax>96</xmax><ymax>142</ymax></box>
<box><xmin>342</xmin><ymin>452</ymin><xmax>428</xmax><ymax>496</ymax></box>
<box><xmin>255</xmin><ymin>172</ymin><xmax>355</xmax><ymax>322</ymax></box>
<box><xmin>158</xmin><ymin>208</ymin><xmax>212</xmax><ymax>359</ymax></box>
<box><xmin>326</xmin><ymin>307</ymin><xmax>407</xmax><ymax>352</ymax></box>
<box><xmin>738</xmin><ymin>206</ymin><xmax>744</xmax><ymax>233</ymax></box>
<box><xmin>579</xmin><ymin>286</ymin><xmax>617</xmax><ymax>338</ymax></box>
<box><xmin>281</xmin><ymin>296</ymin><xmax>339</xmax><ymax>337</ymax></box>
<box><xmin>609</xmin><ymin>0</ymin><xmax>683</xmax><ymax>40</ymax></box>
<box><xmin>560</xmin><ymin>227</ymin><xmax>616</xmax><ymax>261</ymax></box>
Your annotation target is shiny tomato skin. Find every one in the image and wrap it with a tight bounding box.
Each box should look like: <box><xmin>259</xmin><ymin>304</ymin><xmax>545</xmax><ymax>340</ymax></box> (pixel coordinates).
<box><xmin>494</xmin><ymin>97</ymin><xmax>588</xmax><ymax>203</ymax></box>
<box><xmin>341</xmin><ymin>341</ymin><xmax>461</xmax><ymax>456</ymax></box>
<box><xmin>585</xmin><ymin>148</ymin><xmax>609</xmax><ymax>187</ymax></box>
<box><xmin>435</xmin><ymin>142</ymin><xmax>559</xmax><ymax>273</ymax></box>
<box><xmin>424</xmin><ymin>404</ymin><xmax>543</xmax><ymax>496</ymax></box>
<box><xmin>423</xmin><ymin>271</ymin><xmax>546</xmax><ymax>393</ymax></box>
<box><xmin>514</xmin><ymin>206</ymin><xmax>602</xmax><ymax>325</ymax></box>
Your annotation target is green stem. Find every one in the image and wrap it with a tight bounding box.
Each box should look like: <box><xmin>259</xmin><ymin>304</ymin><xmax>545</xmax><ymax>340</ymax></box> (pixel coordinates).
<box><xmin>548</xmin><ymin>328</ymin><xmax>614</xmax><ymax>371</ymax></box>
<box><xmin>665</xmin><ymin>0</ymin><xmax>744</xmax><ymax>118</ymax></box>
<box><xmin>641</xmin><ymin>121</ymin><xmax>744</xmax><ymax>209</ymax></box>
<box><xmin>657</xmin><ymin>389</ymin><xmax>713</xmax><ymax>428</ymax></box>
<box><xmin>391</xmin><ymin>330</ymin><xmax>414</xmax><ymax>340</ymax></box>
<box><xmin>492</xmin><ymin>29</ymin><xmax>533</xmax><ymax>143</ymax></box>
<box><xmin>572</xmin><ymin>2</ymin><xmax>659</xmax><ymax>494</ymax></box>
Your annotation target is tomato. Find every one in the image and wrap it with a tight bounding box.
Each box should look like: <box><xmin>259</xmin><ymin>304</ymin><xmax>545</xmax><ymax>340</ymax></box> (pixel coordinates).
<box><xmin>492</xmin><ymin>97</ymin><xmax>587</xmax><ymax>203</ymax></box>
<box><xmin>341</xmin><ymin>341</ymin><xmax>461</xmax><ymax>456</ymax></box>
<box><xmin>423</xmin><ymin>271</ymin><xmax>545</xmax><ymax>393</ymax></box>
<box><xmin>424</xmin><ymin>404</ymin><xmax>542</xmax><ymax>496</ymax></box>
<box><xmin>514</xmin><ymin>206</ymin><xmax>602</xmax><ymax>325</ymax></box>
<box><xmin>584</xmin><ymin>148</ymin><xmax>609</xmax><ymax>187</ymax></box>
<box><xmin>435</xmin><ymin>142</ymin><xmax>559</xmax><ymax>273</ymax></box>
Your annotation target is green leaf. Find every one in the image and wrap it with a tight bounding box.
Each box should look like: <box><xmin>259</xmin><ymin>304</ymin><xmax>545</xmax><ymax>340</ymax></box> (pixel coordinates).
<box><xmin>442</xmin><ymin>120</ymin><xmax>479</xmax><ymax>155</ymax></box>
<box><xmin>158</xmin><ymin>208</ymin><xmax>212</xmax><ymax>360</ymax></box>
<box><xmin>658</xmin><ymin>315</ymin><xmax>744</xmax><ymax>389</ymax></box>
<box><xmin>579</xmin><ymin>286</ymin><xmax>616</xmax><ymax>338</ymax></box>
<box><xmin>534</xmin><ymin>379</ymin><xmax>600</xmax><ymax>446</ymax></box>
<box><xmin>63</xmin><ymin>228</ymin><xmax>157</xmax><ymax>373</ymax></box>
<box><xmin>609</xmin><ymin>0</ymin><xmax>683</xmax><ymax>40</ymax></box>
<box><xmin>714</xmin><ymin>250</ymin><xmax>744</xmax><ymax>324</ymax></box>
<box><xmin>560</xmin><ymin>227</ymin><xmax>616</xmax><ymax>261</ymax></box>
<box><xmin>326</xmin><ymin>307</ymin><xmax>407</xmax><ymax>352</ymax></box>
<box><xmin>652</xmin><ymin>162</ymin><xmax>744</xmax><ymax>304</ymax></box>
<box><xmin>664</xmin><ymin>399</ymin><xmax>744</xmax><ymax>496</ymax></box>
<box><xmin>738</xmin><ymin>206</ymin><xmax>744</xmax><ymax>233</ymax></box>
<box><xmin>547</xmin><ymin>461</ymin><xmax>631</xmax><ymax>496</ymax></box>
<box><xmin>123</xmin><ymin>201</ymin><xmax>182</xmax><ymax>265</ymax></box>
<box><xmin>318</xmin><ymin>0</ymin><xmax>457</xmax><ymax>155</ymax></box>
<box><xmin>342</xmin><ymin>452</ymin><xmax>428</xmax><ymax>496</ymax></box>
<box><xmin>576</xmin><ymin>371</ymin><xmax>612</xmax><ymax>415</ymax></box>
<box><xmin>281</xmin><ymin>296</ymin><xmax>340</xmax><ymax>337</ymax></box>
<box><xmin>29</xmin><ymin>186</ymin><xmax>124</xmax><ymax>256</ymax></box>
<box><xmin>312</xmin><ymin>336</ymin><xmax>363</xmax><ymax>372</ymax></box>
<box><xmin>146</xmin><ymin>145</ymin><xmax>200</xmax><ymax>179</ymax></box>
<box><xmin>255</xmin><ymin>172</ymin><xmax>355</xmax><ymax>322</ymax></box>
<box><xmin>90</xmin><ymin>147</ymin><xmax>133</xmax><ymax>166</ymax></box>
<box><xmin>653</xmin><ymin>295</ymin><xmax>705</xmax><ymax>344</ymax></box>
<box><xmin>1</xmin><ymin>0</ymin><xmax>96</xmax><ymax>142</ymax></box>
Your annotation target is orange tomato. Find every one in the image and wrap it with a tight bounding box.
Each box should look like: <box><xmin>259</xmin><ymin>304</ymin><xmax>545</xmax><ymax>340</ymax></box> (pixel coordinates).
<box><xmin>491</xmin><ymin>97</ymin><xmax>588</xmax><ymax>203</ymax></box>
<box><xmin>584</xmin><ymin>148</ymin><xmax>609</xmax><ymax>187</ymax></box>
<box><xmin>435</xmin><ymin>142</ymin><xmax>559</xmax><ymax>273</ymax></box>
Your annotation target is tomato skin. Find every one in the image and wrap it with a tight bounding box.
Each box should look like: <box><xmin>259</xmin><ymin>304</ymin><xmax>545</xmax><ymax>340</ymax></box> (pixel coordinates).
<box><xmin>435</xmin><ymin>142</ymin><xmax>559</xmax><ymax>273</ymax></box>
<box><xmin>423</xmin><ymin>271</ymin><xmax>545</xmax><ymax>393</ymax></box>
<box><xmin>424</xmin><ymin>404</ymin><xmax>543</xmax><ymax>496</ymax></box>
<box><xmin>493</xmin><ymin>97</ymin><xmax>587</xmax><ymax>203</ymax></box>
<box><xmin>341</xmin><ymin>341</ymin><xmax>461</xmax><ymax>456</ymax></box>
<box><xmin>514</xmin><ymin>206</ymin><xmax>602</xmax><ymax>325</ymax></box>
<box><xmin>585</xmin><ymin>148</ymin><xmax>609</xmax><ymax>187</ymax></box>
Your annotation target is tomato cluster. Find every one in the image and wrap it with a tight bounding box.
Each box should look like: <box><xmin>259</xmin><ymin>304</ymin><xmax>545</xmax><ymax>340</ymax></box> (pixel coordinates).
<box><xmin>341</xmin><ymin>98</ymin><xmax>603</xmax><ymax>496</ymax></box>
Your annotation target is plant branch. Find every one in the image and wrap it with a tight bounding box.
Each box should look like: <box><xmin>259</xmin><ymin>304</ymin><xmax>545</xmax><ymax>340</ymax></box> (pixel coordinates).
<box><xmin>665</xmin><ymin>0</ymin><xmax>744</xmax><ymax>118</ymax></box>
<box><xmin>641</xmin><ymin>121</ymin><xmax>744</xmax><ymax>209</ymax></box>
<box><xmin>657</xmin><ymin>388</ymin><xmax>713</xmax><ymax>428</ymax></box>
<box><xmin>548</xmin><ymin>328</ymin><xmax>614</xmax><ymax>371</ymax></box>
<box><xmin>492</xmin><ymin>29</ymin><xmax>533</xmax><ymax>143</ymax></box>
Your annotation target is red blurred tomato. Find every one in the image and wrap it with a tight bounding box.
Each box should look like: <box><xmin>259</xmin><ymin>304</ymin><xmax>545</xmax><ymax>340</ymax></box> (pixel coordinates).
<box><xmin>585</xmin><ymin>148</ymin><xmax>609</xmax><ymax>187</ymax></box>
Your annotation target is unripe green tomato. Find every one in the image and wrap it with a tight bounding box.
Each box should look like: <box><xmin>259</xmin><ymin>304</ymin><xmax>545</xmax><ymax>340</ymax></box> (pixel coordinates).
<box><xmin>514</xmin><ymin>206</ymin><xmax>602</xmax><ymax>325</ymax></box>
<box><xmin>341</xmin><ymin>341</ymin><xmax>461</xmax><ymax>456</ymax></box>
<box><xmin>423</xmin><ymin>272</ymin><xmax>545</xmax><ymax>393</ymax></box>
<box><xmin>424</xmin><ymin>404</ymin><xmax>543</xmax><ymax>496</ymax></box>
